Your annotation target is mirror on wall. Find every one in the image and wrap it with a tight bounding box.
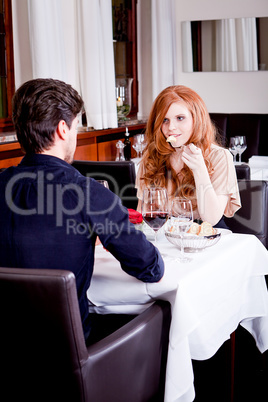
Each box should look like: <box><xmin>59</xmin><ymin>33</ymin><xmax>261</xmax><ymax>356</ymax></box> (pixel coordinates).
<box><xmin>112</xmin><ymin>0</ymin><xmax>138</xmax><ymax>116</ymax></box>
<box><xmin>182</xmin><ymin>17</ymin><xmax>268</xmax><ymax>72</ymax></box>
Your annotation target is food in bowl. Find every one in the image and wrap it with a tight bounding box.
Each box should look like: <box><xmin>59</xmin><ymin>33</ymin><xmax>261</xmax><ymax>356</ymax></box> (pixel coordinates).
<box><xmin>165</xmin><ymin>220</ymin><xmax>221</xmax><ymax>252</ymax></box>
<box><xmin>187</xmin><ymin>221</ymin><xmax>217</xmax><ymax>236</ymax></box>
<box><xmin>187</xmin><ymin>222</ymin><xmax>200</xmax><ymax>235</ymax></box>
<box><xmin>169</xmin><ymin>221</ymin><xmax>216</xmax><ymax>237</ymax></box>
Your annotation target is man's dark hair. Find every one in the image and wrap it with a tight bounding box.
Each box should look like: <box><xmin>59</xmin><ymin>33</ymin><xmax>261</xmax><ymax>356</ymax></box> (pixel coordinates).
<box><xmin>12</xmin><ymin>78</ymin><xmax>84</xmax><ymax>154</ymax></box>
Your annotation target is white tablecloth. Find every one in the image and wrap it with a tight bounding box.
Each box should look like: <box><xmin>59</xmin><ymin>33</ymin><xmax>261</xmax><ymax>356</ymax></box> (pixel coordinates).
<box><xmin>248</xmin><ymin>155</ymin><xmax>268</xmax><ymax>180</ymax></box>
<box><xmin>87</xmin><ymin>231</ymin><xmax>268</xmax><ymax>402</ymax></box>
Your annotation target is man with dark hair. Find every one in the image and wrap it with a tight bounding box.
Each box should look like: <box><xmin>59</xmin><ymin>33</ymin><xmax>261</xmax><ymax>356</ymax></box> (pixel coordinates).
<box><xmin>0</xmin><ymin>78</ymin><xmax>164</xmax><ymax>342</ymax></box>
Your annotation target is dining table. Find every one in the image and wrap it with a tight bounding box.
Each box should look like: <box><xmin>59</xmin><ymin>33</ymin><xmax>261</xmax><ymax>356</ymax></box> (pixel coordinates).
<box><xmin>87</xmin><ymin>227</ymin><xmax>268</xmax><ymax>402</ymax></box>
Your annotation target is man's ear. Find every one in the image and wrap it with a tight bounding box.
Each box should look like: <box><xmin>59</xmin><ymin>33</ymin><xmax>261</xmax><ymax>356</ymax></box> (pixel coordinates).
<box><xmin>56</xmin><ymin>120</ymin><xmax>68</xmax><ymax>141</ymax></box>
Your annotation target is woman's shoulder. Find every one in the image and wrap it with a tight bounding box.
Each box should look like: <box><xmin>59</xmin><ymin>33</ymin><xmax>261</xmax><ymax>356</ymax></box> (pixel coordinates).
<box><xmin>210</xmin><ymin>143</ymin><xmax>227</xmax><ymax>152</ymax></box>
<box><xmin>209</xmin><ymin>143</ymin><xmax>233</xmax><ymax>166</ymax></box>
<box><xmin>210</xmin><ymin>143</ymin><xmax>232</xmax><ymax>158</ymax></box>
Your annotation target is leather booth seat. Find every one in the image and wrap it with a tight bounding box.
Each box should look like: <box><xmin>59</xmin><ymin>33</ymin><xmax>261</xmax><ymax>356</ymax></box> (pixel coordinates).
<box><xmin>72</xmin><ymin>160</ymin><xmax>138</xmax><ymax>210</ymax></box>
<box><xmin>210</xmin><ymin>113</ymin><xmax>268</xmax><ymax>162</ymax></box>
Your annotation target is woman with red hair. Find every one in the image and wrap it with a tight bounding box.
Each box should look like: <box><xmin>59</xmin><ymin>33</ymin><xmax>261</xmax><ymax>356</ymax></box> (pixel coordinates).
<box><xmin>136</xmin><ymin>85</ymin><xmax>241</xmax><ymax>227</ymax></box>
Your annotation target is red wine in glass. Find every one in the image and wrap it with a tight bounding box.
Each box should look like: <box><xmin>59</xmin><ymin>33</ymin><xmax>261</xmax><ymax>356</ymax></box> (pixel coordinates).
<box><xmin>142</xmin><ymin>187</ymin><xmax>169</xmax><ymax>242</ymax></box>
<box><xmin>143</xmin><ymin>212</ymin><xmax>168</xmax><ymax>232</ymax></box>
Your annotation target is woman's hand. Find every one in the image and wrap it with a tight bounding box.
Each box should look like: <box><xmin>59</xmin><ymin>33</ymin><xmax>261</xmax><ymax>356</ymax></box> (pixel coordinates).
<box><xmin>182</xmin><ymin>143</ymin><xmax>228</xmax><ymax>225</ymax></box>
<box><xmin>181</xmin><ymin>143</ymin><xmax>206</xmax><ymax>173</ymax></box>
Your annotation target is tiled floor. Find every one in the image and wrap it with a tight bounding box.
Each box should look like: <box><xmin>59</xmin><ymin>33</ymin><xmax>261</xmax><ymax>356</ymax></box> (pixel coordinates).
<box><xmin>192</xmin><ymin>326</ymin><xmax>267</xmax><ymax>402</ymax></box>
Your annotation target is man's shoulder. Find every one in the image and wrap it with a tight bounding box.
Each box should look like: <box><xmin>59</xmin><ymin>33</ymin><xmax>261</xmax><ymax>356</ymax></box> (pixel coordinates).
<box><xmin>0</xmin><ymin>159</ymin><xmax>90</xmax><ymax>189</ymax></box>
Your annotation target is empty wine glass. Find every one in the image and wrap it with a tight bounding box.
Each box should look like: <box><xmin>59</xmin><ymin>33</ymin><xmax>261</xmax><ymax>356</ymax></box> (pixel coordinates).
<box><xmin>169</xmin><ymin>198</ymin><xmax>193</xmax><ymax>263</ymax></box>
<box><xmin>229</xmin><ymin>137</ymin><xmax>239</xmax><ymax>163</ymax></box>
<box><xmin>235</xmin><ymin>136</ymin><xmax>247</xmax><ymax>164</ymax></box>
<box><xmin>132</xmin><ymin>134</ymin><xmax>146</xmax><ymax>158</ymax></box>
<box><xmin>142</xmin><ymin>187</ymin><xmax>169</xmax><ymax>243</ymax></box>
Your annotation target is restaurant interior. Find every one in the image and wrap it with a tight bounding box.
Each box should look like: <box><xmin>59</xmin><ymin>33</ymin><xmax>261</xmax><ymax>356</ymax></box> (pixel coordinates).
<box><xmin>0</xmin><ymin>0</ymin><xmax>268</xmax><ymax>401</ymax></box>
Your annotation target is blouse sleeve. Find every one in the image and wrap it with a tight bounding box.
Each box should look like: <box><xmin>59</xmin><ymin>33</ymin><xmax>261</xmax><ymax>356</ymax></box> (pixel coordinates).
<box><xmin>210</xmin><ymin>146</ymin><xmax>241</xmax><ymax>217</ymax></box>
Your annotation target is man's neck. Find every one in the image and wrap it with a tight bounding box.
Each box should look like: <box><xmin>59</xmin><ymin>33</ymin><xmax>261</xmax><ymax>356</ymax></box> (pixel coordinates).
<box><xmin>41</xmin><ymin>146</ymin><xmax>65</xmax><ymax>161</ymax></box>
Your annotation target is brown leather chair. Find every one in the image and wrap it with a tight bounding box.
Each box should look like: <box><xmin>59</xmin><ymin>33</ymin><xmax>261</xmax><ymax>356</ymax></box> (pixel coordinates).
<box><xmin>225</xmin><ymin>179</ymin><xmax>268</xmax><ymax>249</ymax></box>
<box><xmin>0</xmin><ymin>267</ymin><xmax>171</xmax><ymax>402</ymax></box>
<box><xmin>72</xmin><ymin>160</ymin><xmax>138</xmax><ymax>210</ymax></box>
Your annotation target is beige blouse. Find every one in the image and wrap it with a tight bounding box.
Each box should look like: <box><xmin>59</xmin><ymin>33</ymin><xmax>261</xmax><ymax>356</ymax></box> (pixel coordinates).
<box><xmin>135</xmin><ymin>144</ymin><xmax>241</xmax><ymax>219</ymax></box>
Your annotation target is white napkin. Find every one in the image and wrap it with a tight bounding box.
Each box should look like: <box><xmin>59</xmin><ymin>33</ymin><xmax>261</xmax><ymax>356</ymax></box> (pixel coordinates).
<box><xmin>248</xmin><ymin>155</ymin><xmax>268</xmax><ymax>168</ymax></box>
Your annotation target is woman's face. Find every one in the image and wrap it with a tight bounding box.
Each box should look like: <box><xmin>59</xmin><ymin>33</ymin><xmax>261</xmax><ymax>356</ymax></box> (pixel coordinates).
<box><xmin>161</xmin><ymin>101</ymin><xmax>193</xmax><ymax>148</ymax></box>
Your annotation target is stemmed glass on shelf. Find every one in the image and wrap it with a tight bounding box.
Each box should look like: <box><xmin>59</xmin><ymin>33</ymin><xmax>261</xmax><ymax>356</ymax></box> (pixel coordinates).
<box><xmin>229</xmin><ymin>137</ymin><xmax>239</xmax><ymax>163</ymax></box>
<box><xmin>132</xmin><ymin>134</ymin><xmax>146</xmax><ymax>158</ymax></box>
<box><xmin>142</xmin><ymin>187</ymin><xmax>169</xmax><ymax>243</ymax></box>
<box><xmin>168</xmin><ymin>198</ymin><xmax>193</xmax><ymax>263</ymax></box>
<box><xmin>235</xmin><ymin>136</ymin><xmax>247</xmax><ymax>164</ymax></box>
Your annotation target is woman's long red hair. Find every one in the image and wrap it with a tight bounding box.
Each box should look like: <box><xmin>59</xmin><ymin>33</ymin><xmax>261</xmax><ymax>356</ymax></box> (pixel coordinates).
<box><xmin>140</xmin><ymin>85</ymin><xmax>220</xmax><ymax>208</ymax></box>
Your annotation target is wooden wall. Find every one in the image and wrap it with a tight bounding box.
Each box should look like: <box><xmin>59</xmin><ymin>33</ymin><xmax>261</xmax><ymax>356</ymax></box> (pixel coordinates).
<box><xmin>0</xmin><ymin>124</ymin><xmax>146</xmax><ymax>169</ymax></box>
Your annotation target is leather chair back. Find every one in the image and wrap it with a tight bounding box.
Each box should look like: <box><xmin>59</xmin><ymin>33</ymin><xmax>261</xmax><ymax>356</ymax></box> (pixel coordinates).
<box><xmin>0</xmin><ymin>267</ymin><xmax>171</xmax><ymax>402</ymax></box>
<box><xmin>235</xmin><ymin>164</ymin><xmax>251</xmax><ymax>180</ymax></box>
<box><xmin>225</xmin><ymin>180</ymin><xmax>268</xmax><ymax>249</ymax></box>
<box><xmin>0</xmin><ymin>268</ymin><xmax>87</xmax><ymax>401</ymax></box>
<box><xmin>72</xmin><ymin>160</ymin><xmax>138</xmax><ymax>209</ymax></box>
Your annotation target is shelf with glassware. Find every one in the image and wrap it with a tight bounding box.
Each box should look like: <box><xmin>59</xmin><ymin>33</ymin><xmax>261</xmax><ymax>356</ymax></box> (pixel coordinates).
<box><xmin>91</xmin><ymin>123</ymin><xmax>146</xmax><ymax>162</ymax></box>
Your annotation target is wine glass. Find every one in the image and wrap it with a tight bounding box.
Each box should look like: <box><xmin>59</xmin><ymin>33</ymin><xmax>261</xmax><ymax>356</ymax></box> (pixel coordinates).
<box><xmin>132</xmin><ymin>134</ymin><xmax>146</xmax><ymax>158</ymax></box>
<box><xmin>96</xmin><ymin>180</ymin><xmax>109</xmax><ymax>189</ymax></box>
<box><xmin>142</xmin><ymin>187</ymin><xmax>169</xmax><ymax>243</ymax></box>
<box><xmin>169</xmin><ymin>198</ymin><xmax>193</xmax><ymax>263</ymax></box>
<box><xmin>235</xmin><ymin>136</ymin><xmax>247</xmax><ymax>164</ymax></box>
<box><xmin>229</xmin><ymin>137</ymin><xmax>239</xmax><ymax>163</ymax></box>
